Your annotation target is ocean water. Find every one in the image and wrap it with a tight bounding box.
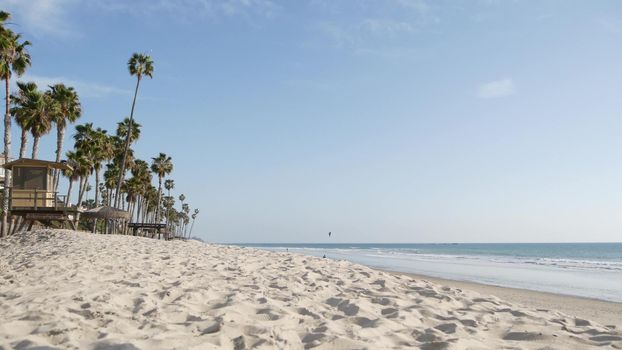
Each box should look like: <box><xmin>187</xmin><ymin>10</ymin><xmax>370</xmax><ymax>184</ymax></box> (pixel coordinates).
<box><xmin>236</xmin><ymin>243</ymin><xmax>622</xmax><ymax>302</ymax></box>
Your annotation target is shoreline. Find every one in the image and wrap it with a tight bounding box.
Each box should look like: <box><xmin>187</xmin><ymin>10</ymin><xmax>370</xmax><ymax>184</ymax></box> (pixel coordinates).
<box><xmin>384</xmin><ymin>269</ymin><xmax>622</xmax><ymax>329</ymax></box>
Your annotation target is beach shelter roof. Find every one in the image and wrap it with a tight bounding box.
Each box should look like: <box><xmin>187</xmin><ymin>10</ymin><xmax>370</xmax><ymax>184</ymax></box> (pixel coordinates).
<box><xmin>2</xmin><ymin>158</ymin><xmax>72</xmax><ymax>171</ymax></box>
<box><xmin>82</xmin><ymin>206</ymin><xmax>131</xmax><ymax>220</ymax></box>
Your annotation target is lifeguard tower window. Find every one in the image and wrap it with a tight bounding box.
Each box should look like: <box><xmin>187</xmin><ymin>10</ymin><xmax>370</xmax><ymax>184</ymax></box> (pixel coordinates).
<box><xmin>13</xmin><ymin>167</ymin><xmax>48</xmax><ymax>190</ymax></box>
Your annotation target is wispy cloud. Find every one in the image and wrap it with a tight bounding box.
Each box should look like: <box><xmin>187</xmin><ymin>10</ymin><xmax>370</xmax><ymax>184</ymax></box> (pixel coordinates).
<box><xmin>310</xmin><ymin>0</ymin><xmax>438</xmax><ymax>58</ymax></box>
<box><xmin>17</xmin><ymin>74</ymin><xmax>130</xmax><ymax>98</ymax></box>
<box><xmin>94</xmin><ymin>0</ymin><xmax>279</xmax><ymax>19</ymax></box>
<box><xmin>2</xmin><ymin>0</ymin><xmax>80</xmax><ymax>38</ymax></box>
<box><xmin>362</xmin><ymin>19</ymin><xmax>421</xmax><ymax>35</ymax></box>
<box><xmin>476</xmin><ymin>78</ymin><xmax>516</xmax><ymax>99</ymax></box>
<box><xmin>2</xmin><ymin>0</ymin><xmax>279</xmax><ymax>38</ymax></box>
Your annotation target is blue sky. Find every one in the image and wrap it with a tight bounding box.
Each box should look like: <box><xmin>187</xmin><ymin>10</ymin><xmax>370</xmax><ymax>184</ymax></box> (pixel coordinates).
<box><xmin>2</xmin><ymin>0</ymin><xmax>622</xmax><ymax>243</ymax></box>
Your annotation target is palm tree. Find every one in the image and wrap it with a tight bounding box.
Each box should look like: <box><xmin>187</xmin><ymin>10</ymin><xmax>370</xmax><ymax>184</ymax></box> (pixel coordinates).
<box><xmin>112</xmin><ymin>119</ymin><xmax>140</xmax><ymax>201</ymax></box>
<box><xmin>189</xmin><ymin>208</ymin><xmax>199</xmax><ymax>237</ymax></box>
<box><xmin>104</xmin><ymin>163</ymin><xmax>120</xmax><ymax>206</ymax></box>
<box><xmin>92</xmin><ymin>129</ymin><xmax>113</xmax><ymax>206</ymax></box>
<box><xmin>47</xmin><ymin>83</ymin><xmax>81</xmax><ymax>191</ymax></box>
<box><xmin>164</xmin><ymin>179</ymin><xmax>174</xmax><ymax>229</ymax></box>
<box><xmin>115</xmin><ymin>53</ymin><xmax>153</xmax><ymax>209</ymax></box>
<box><xmin>10</xmin><ymin>81</ymin><xmax>37</xmax><ymax>158</ymax></box>
<box><xmin>74</xmin><ymin>151</ymin><xmax>93</xmax><ymax>208</ymax></box>
<box><xmin>11</xmin><ymin>81</ymin><xmax>57</xmax><ymax>159</ymax></box>
<box><xmin>0</xmin><ymin>11</ymin><xmax>9</xmax><ymax>24</ymax></box>
<box><xmin>129</xmin><ymin>159</ymin><xmax>151</xmax><ymax>223</ymax></box>
<box><xmin>64</xmin><ymin>152</ymin><xmax>80</xmax><ymax>206</ymax></box>
<box><xmin>116</xmin><ymin>117</ymin><xmax>141</xmax><ymax>142</ymax></box>
<box><xmin>178</xmin><ymin>193</ymin><xmax>186</xmax><ymax>236</ymax></box>
<box><xmin>150</xmin><ymin>153</ymin><xmax>173</xmax><ymax>223</ymax></box>
<box><xmin>72</xmin><ymin>124</ymin><xmax>97</xmax><ymax>207</ymax></box>
<box><xmin>181</xmin><ymin>203</ymin><xmax>190</xmax><ymax>237</ymax></box>
<box><xmin>1</xmin><ymin>21</ymin><xmax>31</xmax><ymax>237</ymax></box>
<box><xmin>164</xmin><ymin>179</ymin><xmax>174</xmax><ymax>197</ymax></box>
<box><xmin>29</xmin><ymin>89</ymin><xmax>57</xmax><ymax>159</ymax></box>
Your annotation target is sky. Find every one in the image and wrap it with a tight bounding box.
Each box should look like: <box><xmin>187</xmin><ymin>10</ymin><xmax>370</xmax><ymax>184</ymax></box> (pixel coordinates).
<box><xmin>1</xmin><ymin>0</ymin><xmax>622</xmax><ymax>243</ymax></box>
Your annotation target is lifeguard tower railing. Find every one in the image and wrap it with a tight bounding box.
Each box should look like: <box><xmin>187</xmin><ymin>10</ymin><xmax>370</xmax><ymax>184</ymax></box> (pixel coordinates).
<box><xmin>8</xmin><ymin>188</ymin><xmax>68</xmax><ymax>211</ymax></box>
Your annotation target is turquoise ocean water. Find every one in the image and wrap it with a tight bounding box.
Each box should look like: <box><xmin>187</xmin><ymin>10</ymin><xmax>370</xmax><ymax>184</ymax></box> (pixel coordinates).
<box><xmin>236</xmin><ymin>243</ymin><xmax>622</xmax><ymax>302</ymax></box>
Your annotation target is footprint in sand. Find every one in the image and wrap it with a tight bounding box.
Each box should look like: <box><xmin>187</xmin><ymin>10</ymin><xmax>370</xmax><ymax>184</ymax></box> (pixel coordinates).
<box><xmin>351</xmin><ymin>317</ymin><xmax>379</xmax><ymax>328</ymax></box>
<box><xmin>434</xmin><ymin>323</ymin><xmax>457</xmax><ymax>334</ymax></box>
<box><xmin>381</xmin><ymin>307</ymin><xmax>399</xmax><ymax>318</ymax></box>
<box><xmin>371</xmin><ymin>297</ymin><xmax>392</xmax><ymax>306</ymax></box>
<box><xmin>301</xmin><ymin>332</ymin><xmax>325</xmax><ymax>347</ymax></box>
<box><xmin>256</xmin><ymin>308</ymin><xmax>280</xmax><ymax>321</ymax></box>
<box><xmin>502</xmin><ymin>331</ymin><xmax>545</xmax><ymax>341</ymax></box>
<box><xmin>297</xmin><ymin>307</ymin><xmax>320</xmax><ymax>319</ymax></box>
<box><xmin>326</xmin><ymin>298</ymin><xmax>360</xmax><ymax>316</ymax></box>
<box><xmin>419</xmin><ymin>342</ymin><xmax>450</xmax><ymax>350</ymax></box>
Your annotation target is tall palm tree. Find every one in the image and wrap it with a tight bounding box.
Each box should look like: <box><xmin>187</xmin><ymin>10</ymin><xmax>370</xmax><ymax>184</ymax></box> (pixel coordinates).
<box><xmin>91</xmin><ymin>129</ymin><xmax>113</xmax><ymax>206</ymax></box>
<box><xmin>164</xmin><ymin>179</ymin><xmax>174</xmax><ymax>197</ymax></box>
<box><xmin>112</xmin><ymin>119</ymin><xmax>140</xmax><ymax>201</ymax></box>
<box><xmin>10</xmin><ymin>81</ymin><xmax>37</xmax><ymax>158</ymax></box>
<box><xmin>11</xmin><ymin>81</ymin><xmax>57</xmax><ymax>159</ymax></box>
<box><xmin>150</xmin><ymin>153</ymin><xmax>173</xmax><ymax>223</ymax></box>
<box><xmin>164</xmin><ymin>179</ymin><xmax>174</xmax><ymax>229</ymax></box>
<box><xmin>177</xmin><ymin>193</ymin><xmax>185</xmax><ymax>236</ymax></box>
<box><xmin>29</xmin><ymin>89</ymin><xmax>57</xmax><ymax>159</ymax></box>
<box><xmin>115</xmin><ymin>53</ymin><xmax>153</xmax><ymax>208</ymax></box>
<box><xmin>189</xmin><ymin>208</ymin><xmax>199</xmax><ymax>237</ymax></box>
<box><xmin>47</xmin><ymin>83</ymin><xmax>81</xmax><ymax>191</ymax></box>
<box><xmin>181</xmin><ymin>203</ymin><xmax>190</xmax><ymax>238</ymax></box>
<box><xmin>104</xmin><ymin>163</ymin><xmax>119</xmax><ymax>206</ymax></box>
<box><xmin>1</xmin><ymin>20</ymin><xmax>31</xmax><ymax>237</ymax></box>
<box><xmin>64</xmin><ymin>151</ymin><xmax>80</xmax><ymax>206</ymax></box>
<box><xmin>130</xmin><ymin>159</ymin><xmax>151</xmax><ymax>223</ymax></box>
<box><xmin>72</xmin><ymin>123</ymin><xmax>97</xmax><ymax>207</ymax></box>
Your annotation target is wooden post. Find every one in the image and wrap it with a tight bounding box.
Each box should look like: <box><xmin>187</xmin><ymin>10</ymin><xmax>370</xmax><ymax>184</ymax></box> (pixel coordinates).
<box><xmin>34</xmin><ymin>189</ymin><xmax>38</xmax><ymax>211</ymax></box>
<box><xmin>10</xmin><ymin>216</ymin><xmax>19</xmax><ymax>235</ymax></box>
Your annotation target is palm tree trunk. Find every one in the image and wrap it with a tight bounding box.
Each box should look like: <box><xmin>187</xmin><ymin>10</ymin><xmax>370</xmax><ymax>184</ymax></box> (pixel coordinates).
<box><xmin>53</xmin><ymin>125</ymin><xmax>65</xmax><ymax>191</ymax></box>
<box><xmin>2</xmin><ymin>76</ymin><xmax>12</xmax><ymax>238</ymax></box>
<box><xmin>65</xmin><ymin>179</ymin><xmax>73</xmax><ymax>206</ymax></box>
<box><xmin>130</xmin><ymin>201</ymin><xmax>135</xmax><ymax>224</ymax></box>
<box><xmin>189</xmin><ymin>217</ymin><xmax>197</xmax><ymax>237</ymax></box>
<box><xmin>94</xmin><ymin>167</ymin><xmax>100</xmax><ymax>207</ymax></box>
<box><xmin>155</xmin><ymin>176</ymin><xmax>163</xmax><ymax>223</ymax></box>
<box><xmin>32</xmin><ymin>136</ymin><xmax>40</xmax><ymax>159</ymax></box>
<box><xmin>142</xmin><ymin>198</ymin><xmax>147</xmax><ymax>224</ymax></box>
<box><xmin>19</xmin><ymin>128</ymin><xmax>27</xmax><ymax>158</ymax></box>
<box><xmin>106</xmin><ymin>187</ymin><xmax>112</xmax><ymax>206</ymax></box>
<box><xmin>114</xmin><ymin>76</ymin><xmax>141</xmax><ymax>208</ymax></box>
<box><xmin>77</xmin><ymin>176</ymin><xmax>86</xmax><ymax>206</ymax></box>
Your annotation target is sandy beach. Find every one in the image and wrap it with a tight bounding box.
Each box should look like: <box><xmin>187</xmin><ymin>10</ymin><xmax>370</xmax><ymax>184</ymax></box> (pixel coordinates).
<box><xmin>1</xmin><ymin>230</ymin><xmax>621</xmax><ymax>350</ymax></box>
<box><xmin>389</xmin><ymin>272</ymin><xmax>622</xmax><ymax>330</ymax></box>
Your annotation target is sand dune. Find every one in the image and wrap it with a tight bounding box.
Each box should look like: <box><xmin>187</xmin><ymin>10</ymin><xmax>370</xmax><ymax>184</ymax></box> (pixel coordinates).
<box><xmin>0</xmin><ymin>230</ymin><xmax>621</xmax><ymax>349</ymax></box>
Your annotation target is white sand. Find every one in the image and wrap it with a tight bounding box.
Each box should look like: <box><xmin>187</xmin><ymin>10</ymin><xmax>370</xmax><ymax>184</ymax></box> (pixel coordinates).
<box><xmin>392</xmin><ymin>272</ymin><xmax>622</xmax><ymax>330</ymax></box>
<box><xmin>0</xmin><ymin>230</ymin><xmax>620</xmax><ymax>349</ymax></box>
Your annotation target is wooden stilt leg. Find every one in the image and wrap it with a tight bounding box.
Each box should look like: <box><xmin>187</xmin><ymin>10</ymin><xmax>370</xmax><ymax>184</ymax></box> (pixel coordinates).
<box><xmin>16</xmin><ymin>218</ymin><xmax>27</xmax><ymax>233</ymax></box>
<box><xmin>11</xmin><ymin>217</ymin><xmax>21</xmax><ymax>235</ymax></box>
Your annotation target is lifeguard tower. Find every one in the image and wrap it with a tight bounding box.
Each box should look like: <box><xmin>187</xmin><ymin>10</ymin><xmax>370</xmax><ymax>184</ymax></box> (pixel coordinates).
<box><xmin>2</xmin><ymin>158</ymin><xmax>76</xmax><ymax>231</ymax></box>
